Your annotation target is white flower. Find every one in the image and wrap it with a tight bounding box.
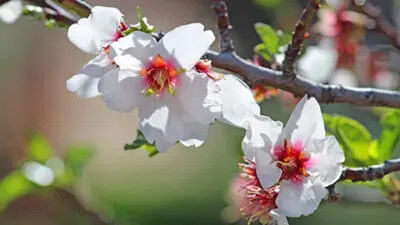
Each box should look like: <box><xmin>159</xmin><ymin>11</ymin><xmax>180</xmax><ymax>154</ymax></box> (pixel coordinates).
<box><xmin>0</xmin><ymin>0</ymin><xmax>22</xmax><ymax>24</ymax></box>
<box><xmin>298</xmin><ymin>38</ymin><xmax>338</xmax><ymax>83</ymax></box>
<box><xmin>66</xmin><ymin>6</ymin><xmax>127</xmax><ymax>98</ymax></box>
<box><xmin>92</xmin><ymin>23</ymin><xmax>259</xmax><ymax>152</ymax></box>
<box><xmin>242</xmin><ymin>96</ymin><xmax>345</xmax><ymax>217</ymax></box>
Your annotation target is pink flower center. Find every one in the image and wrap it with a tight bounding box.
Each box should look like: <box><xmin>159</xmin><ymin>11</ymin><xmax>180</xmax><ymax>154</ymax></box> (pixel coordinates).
<box><xmin>272</xmin><ymin>140</ymin><xmax>311</xmax><ymax>184</ymax></box>
<box><xmin>140</xmin><ymin>55</ymin><xmax>179</xmax><ymax>96</ymax></box>
<box><xmin>194</xmin><ymin>60</ymin><xmax>223</xmax><ymax>80</ymax></box>
<box><xmin>237</xmin><ymin>159</ymin><xmax>279</xmax><ymax>224</ymax></box>
<box><xmin>104</xmin><ymin>22</ymin><xmax>129</xmax><ymax>54</ymax></box>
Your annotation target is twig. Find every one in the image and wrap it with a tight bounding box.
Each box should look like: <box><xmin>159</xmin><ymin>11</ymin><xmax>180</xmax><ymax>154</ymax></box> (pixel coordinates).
<box><xmin>211</xmin><ymin>0</ymin><xmax>234</xmax><ymax>52</ymax></box>
<box><xmin>54</xmin><ymin>0</ymin><xmax>92</xmax><ymax>17</ymax></box>
<box><xmin>338</xmin><ymin>158</ymin><xmax>400</xmax><ymax>182</ymax></box>
<box><xmin>205</xmin><ymin>50</ymin><xmax>400</xmax><ymax>108</ymax></box>
<box><xmin>352</xmin><ymin>0</ymin><xmax>400</xmax><ymax>50</ymax></box>
<box><xmin>282</xmin><ymin>0</ymin><xmax>321</xmax><ymax>80</ymax></box>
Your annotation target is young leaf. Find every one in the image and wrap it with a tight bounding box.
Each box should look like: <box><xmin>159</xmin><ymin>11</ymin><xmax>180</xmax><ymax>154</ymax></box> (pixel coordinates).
<box><xmin>323</xmin><ymin>114</ymin><xmax>374</xmax><ymax>167</ymax></box>
<box><xmin>378</xmin><ymin>110</ymin><xmax>400</xmax><ymax>162</ymax></box>
<box><xmin>124</xmin><ymin>129</ymin><xmax>159</xmax><ymax>157</ymax></box>
<box><xmin>254</xmin><ymin>23</ymin><xmax>280</xmax><ymax>56</ymax></box>
<box><xmin>63</xmin><ymin>147</ymin><xmax>93</xmax><ymax>178</ymax></box>
<box><xmin>26</xmin><ymin>134</ymin><xmax>54</xmax><ymax>164</ymax></box>
<box><xmin>254</xmin><ymin>43</ymin><xmax>272</xmax><ymax>61</ymax></box>
<box><xmin>0</xmin><ymin>171</ymin><xmax>34</xmax><ymax>211</ymax></box>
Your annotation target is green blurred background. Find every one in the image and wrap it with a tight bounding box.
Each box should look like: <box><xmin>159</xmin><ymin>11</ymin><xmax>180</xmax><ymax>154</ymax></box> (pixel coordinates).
<box><xmin>0</xmin><ymin>0</ymin><xmax>399</xmax><ymax>225</ymax></box>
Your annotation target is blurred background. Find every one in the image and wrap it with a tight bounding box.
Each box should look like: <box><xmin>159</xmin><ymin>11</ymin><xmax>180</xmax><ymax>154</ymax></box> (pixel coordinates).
<box><xmin>0</xmin><ymin>0</ymin><xmax>399</xmax><ymax>225</ymax></box>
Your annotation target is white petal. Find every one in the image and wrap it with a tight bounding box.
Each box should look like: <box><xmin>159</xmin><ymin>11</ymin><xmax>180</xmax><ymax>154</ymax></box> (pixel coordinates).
<box><xmin>255</xmin><ymin>149</ymin><xmax>282</xmax><ymax>189</ymax></box>
<box><xmin>179</xmin><ymin>117</ymin><xmax>210</xmax><ymax>147</ymax></box>
<box><xmin>330</xmin><ymin>69</ymin><xmax>358</xmax><ymax>87</ymax></box>
<box><xmin>298</xmin><ymin>39</ymin><xmax>337</xmax><ymax>83</ymax></box>
<box><xmin>67</xmin><ymin>54</ymin><xmax>116</xmax><ymax>98</ymax></box>
<box><xmin>269</xmin><ymin>210</ymin><xmax>289</xmax><ymax>225</ymax></box>
<box><xmin>277</xmin><ymin>179</ymin><xmax>327</xmax><ymax>217</ymax></box>
<box><xmin>177</xmin><ymin>71</ymin><xmax>222</xmax><ymax>124</ymax></box>
<box><xmin>110</xmin><ymin>31</ymin><xmax>157</xmax><ymax>62</ymax></box>
<box><xmin>0</xmin><ymin>0</ymin><xmax>22</xmax><ymax>24</ymax></box>
<box><xmin>139</xmin><ymin>96</ymin><xmax>185</xmax><ymax>151</ymax></box>
<box><xmin>67</xmin><ymin>6</ymin><xmax>122</xmax><ymax>54</ymax></box>
<box><xmin>281</xmin><ymin>96</ymin><xmax>325</xmax><ymax>146</ymax></box>
<box><xmin>89</xmin><ymin>6</ymin><xmax>123</xmax><ymax>40</ymax></box>
<box><xmin>158</xmin><ymin>23</ymin><xmax>215</xmax><ymax>70</ymax></box>
<box><xmin>68</xmin><ymin>18</ymin><xmax>102</xmax><ymax>54</ymax></box>
<box><xmin>98</xmin><ymin>69</ymin><xmax>144</xmax><ymax>112</ymax></box>
<box><xmin>217</xmin><ymin>75</ymin><xmax>260</xmax><ymax>128</ymax></box>
<box><xmin>242</xmin><ymin>114</ymin><xmax>283</xmax><ymax>161</ymax></box>
<box><xmin>309</xmin><ymin>136</ymin><xmax>345</xmax><ymax>186</ymax></box>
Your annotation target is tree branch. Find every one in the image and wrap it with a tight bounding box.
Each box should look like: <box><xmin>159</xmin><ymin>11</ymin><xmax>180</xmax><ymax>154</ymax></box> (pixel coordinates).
<box><xmin>339</xmin><ymin>158</ymin><xmax>400</xmax><ymax>182</ymax></box>
<box><xmin>282</xmin><ymin>0</ymin><xmax>321</xmax><ymax>79</ymax></box>
<box><xmin>211</xmin><ymin>0</ymin><xmax>234</xmax><ymax>52</ymax></box>
<box><xmin>352</xmin><ymin>0</ymin><xmax>400</xmax><ymax>50</ymax></box>
<box><xmin>205</xmin><ymin>51</ymin><xmax>400</xmax><ymax>108</ymax></box>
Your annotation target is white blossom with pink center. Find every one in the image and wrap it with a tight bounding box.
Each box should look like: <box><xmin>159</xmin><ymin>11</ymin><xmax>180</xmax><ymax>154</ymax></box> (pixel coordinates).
<box><xmin>89</xmin><ymin>23</ymin><xmax>260</xmax><ymax>152</ymax></box>
<box><xmin>242</xmin><ymin>96</ymin><xmax>345</xmax><ymax>217</ymax></box>
<box><xmin>0</xmin><ymin>0</ymin><xmax>22</xmax><ymax>24</ymax></box>
<box><xmin>66</xmin><ymin>6</ymin><xmax>128</xmax><ymax>98</ymax></box>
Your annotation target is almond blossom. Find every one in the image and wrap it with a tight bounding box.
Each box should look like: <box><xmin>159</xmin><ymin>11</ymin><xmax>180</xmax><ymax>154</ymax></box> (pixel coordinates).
<box><xmin>68</xmin><ymin>18</ymin><xmax>261</xmax><ymax>152</ymax></box>
<box><xmin>66</xmin><ymin>6</ymin><xmax>128</xmax><ymax>98</ymax></box>
<box><xmin>242</xmin><ymin>96</ymin><xmax>345</xmax><ymax>217</ymax></box>
<box><xmin>0</xmin><ymin>0</ymin><xmax>22</xmax><ymax>24</ymax></box>
<box><xmin>229</xmin><ymin>159</ymin><xmax>288</xmax><ymax>225</ymax></box>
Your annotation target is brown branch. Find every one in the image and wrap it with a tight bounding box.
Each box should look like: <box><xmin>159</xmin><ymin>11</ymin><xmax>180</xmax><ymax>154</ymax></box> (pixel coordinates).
<box><xmin>55</xmin><ymin>0</ymin><xmax>92</xmax><ymax>17</ymax></box>
<box><xmin>282</xmin><ymin>0</ymin><xmax>321</xmax><ymax>79</ymax></box>
<box><xmin>211</xmin><ymin>0</ymin><xmax>234</xmax><ymax>52</ymax></box>
<box><xmin>338</xmin><ymin>158</ymin><xmax>400</xmax><ymax>182</ymax></box>
<box><xmin>205</xmin><ymin>51</ymin><xmax>400</xmax><ymax>108</ymax></box>
<box><xmin>352</xmin><ymin>0</ymin><xmax>400</xmax><ymax>50</ymax></box>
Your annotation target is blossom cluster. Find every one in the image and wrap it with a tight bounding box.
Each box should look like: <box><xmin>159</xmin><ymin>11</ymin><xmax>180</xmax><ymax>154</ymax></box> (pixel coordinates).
<box><xmin>0</xmin><ymin>3</ymin><xmax>346</xmax><ymax>224</ymax></box>
<box><xmin>64</xmin><ymin>6</ymin><xmax>345</xmax><ymax>224</ymax></box>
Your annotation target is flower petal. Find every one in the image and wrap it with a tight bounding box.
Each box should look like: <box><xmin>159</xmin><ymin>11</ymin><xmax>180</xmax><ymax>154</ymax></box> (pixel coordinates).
<box><xmin>269</xmin><ymin>209</ymin><xmax>289</xmax><ymax>225</ymax></box>
<box><xmin>298</xmin><ymin>39</ymin><xmax>337</xmax><ymax>83</ymax></box>
<box><xmin>177</xmin><ymin>71</ymin><xmax>222</xmax><ymax>124</ymax></box>
<box><xmin>68</xmin><ymin>18</ymin><xmax>102</xmax><ymax>54</ymax></box>
<box><xmin>0</xmin><ymin>0</ymin><xmax>22</xmax><ymax>24</ymax></box>
<box><xmin>98</xmin><ymin>69</ymin><xmax>144</xmax><ymax>112</ymax></box>
<box><xmin>281</xmin><ymin>96</ymin><xmax>325</xmax><ymax>145</ymax></box>
<box><xmin>110</xmin><ymin>31</ymin><xmax>157</xmax><ymax>62</ymax></box>
<box><xmin>242</xmin><ymin>114</ymin><xmax>283</xmax><ymax>161</ymax></box>
<box><xmin>217</xmin><ymin>75</ymin><xmax>260</xmax><ymax>128</ymax></box>
<box><xmin>179</xmin><ymin>118</ymin><xmax>210</xmax><ymax>148</ymax></box>
<box><xmin>67</xmin><ymin>6</ymin><xmax>123</xmax><ymax>54</ymax></box>
<box><xmin>139</xmin><ymin>95</ymin><xmax>186</xmax><ymax>151</ymax></box>
<box><xmin>309</xmin><ymin>136</ymin><xmax>345</xmax><ymax>186</ymax></box>
<box><xmin>158</xmin><ymin>23</ymin><xmax>215</xmax><ymax>70</ymax></box>
<box><xmin>255</xmin><ymin>149</ymin><xmax>282</xmax><ymax>189</ymax></box>
<box><xmin>67</xmin><ymin>54</ymin><xmax>115</xmax><ymax>98</ymax></box>
<box><xmin>89</xmin><ymin>6</ymin><xmax>123</xmax><ymax>40</ymax></box>
<box><xmin>276</xmin><ymin>179</ymin><xmax>327</xmax><ymax>217</ymax></box>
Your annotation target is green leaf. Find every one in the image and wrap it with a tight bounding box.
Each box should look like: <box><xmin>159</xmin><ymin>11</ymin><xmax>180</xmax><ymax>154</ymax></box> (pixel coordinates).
<box><xmin>124</xmin><ymin>130</ymin><xmax>159</xmax><ymax>157</ymax></box>
<box><xmin>63</xmin><ymin>147</ymin><xmax>93</xmax><ymax>178</ymax></box>
<box><xmin>279</xmin><ymin>32</ymin><xmax>292</xmax><ymax>49</ymax></box>
<box><xmin>0</xmin><ymin>171</ymin><xmax>34</xmax><ymax>211</ymax></box>
<box><xmin>378</xmin><ymin>110</ymin><xmax>400</xmax><ymax>162</ymax></box>
<box><xmin>254</xmin><ymin>43</ymin><xmax>272</xmax><ymax>61</ymax></box>
<box><xmin>253</xmin><ymin>0</ymin><xmax>283</xmax><ymax>8</ymax></box>
<box><xmin>26</xmin><ymin>134</ymin><xmax>53</xmax><ymax>164</ymax></box>
<box><xmin>323</xmin><ymin>114</ymin><xmax>374</xmax><ymax>167</ymax></box>
<box><xmin>142</xmin><ymin>144</ymin><xmax>159</xmax><ymax>157</ymax></box>
<box><xmin>254</xmin><ymin>23</ymin><xmax>280</xmax><ymax>55</ymax></box>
